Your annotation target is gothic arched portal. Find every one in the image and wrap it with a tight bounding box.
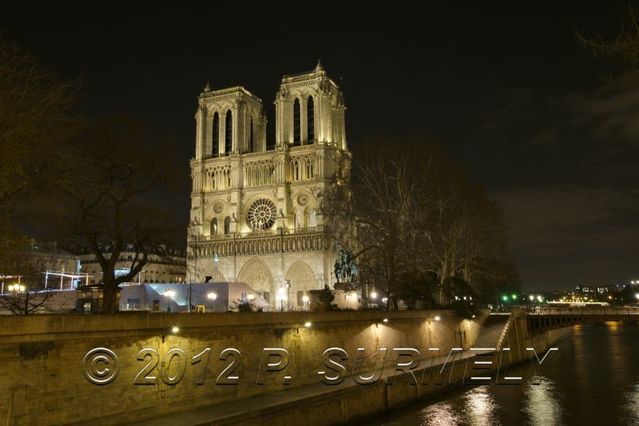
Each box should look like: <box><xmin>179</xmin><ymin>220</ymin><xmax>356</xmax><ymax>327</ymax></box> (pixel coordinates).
<box><xmin>285</xmin><ymin>260</ymin><xmax>317</xmax><ymax>309</ymax></box>
<box><xmin>237</xmin><ymin>258</ymin><xmax>275</xmax><ymax>305</ymax></box>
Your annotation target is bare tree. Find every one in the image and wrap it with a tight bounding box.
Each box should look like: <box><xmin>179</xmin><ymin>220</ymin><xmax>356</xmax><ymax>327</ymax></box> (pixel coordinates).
<box><xmin>0</xmin><ymin>34</ymin><xmax>81</xmax><ymax>227</ymax></box>
<box><xmin>576</xmin><ymin>5</ymin><xmax>639</xmax><ymax>82</ymax></box>
<box><xmin>0</xmin><ymin>289</ymin><xmax>52</xmax><ymax>315</ymax></box>
<box><xmin>339</xmin><ymin>140</ymin><xmax>516</xmax><ymax>309</ymax></box>
<box><xmin>350</xmin><ymin>147</ymin><xmax>419</xmax><ymax>309</ymax></box>
<box><xmin>58</xmin><ymin>117</ymin><xmax>177</xmax><ymax>313</ymax></box>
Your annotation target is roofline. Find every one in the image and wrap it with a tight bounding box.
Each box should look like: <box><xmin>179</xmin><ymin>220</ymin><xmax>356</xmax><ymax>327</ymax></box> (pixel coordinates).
<box><xmin>199</xmin><ymin>86</ymin><xmax>263</xmax><ymax>103</ymax></box>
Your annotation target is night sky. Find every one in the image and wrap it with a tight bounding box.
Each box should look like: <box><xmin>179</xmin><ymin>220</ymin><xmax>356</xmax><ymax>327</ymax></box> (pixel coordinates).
<box><xmin>2</xmin><ymin>2</ymin><xmax>638</xmax><ymax>291</ymax></box>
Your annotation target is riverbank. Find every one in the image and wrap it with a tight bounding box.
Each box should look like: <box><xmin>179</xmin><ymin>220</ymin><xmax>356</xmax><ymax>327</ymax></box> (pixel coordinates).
<box><xmin>134</xmin><ymin>311</ymin><xmax>572</xmax><ymax>426</ymax></box>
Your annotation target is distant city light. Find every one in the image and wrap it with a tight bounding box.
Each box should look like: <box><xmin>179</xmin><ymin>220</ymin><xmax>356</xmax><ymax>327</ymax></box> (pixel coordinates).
<box><xmin>171</xmin><ymin>326</ymin><xmax>179</xmax><ymax>333</ymax></box>
<box><xmin>370</xmin><ymin>291</ymin><xmax>378</xmax><ymax>300</ymax></box>
<box><xmin>502</xmin><ymin>295</ymin><xmax>509</xmax><ymax>302</ymax></box>
<box><xmin>8</xmin><ymin>284</ymin><xmax>26</xmax><ymax>293</ymax></box>
<box><xmin>529</xmin><ymin>295</ymin><xmax>535</xmax><ymax>301</ymax></box>
<box><xmin>511</xmin><ymin>294</ymin><xmax>517</xmax><ymax>300</ymax></box>
<box><xmin>207</xmin><ymin>292</ymin><xmax>217</xmax><ymax>300</ymax></box>
<box><xmin>382</xmin><ymin>318</ymin><xmax>389</xmax><ymax>323</ymax></box>
<box><xmin>302</xmin><ymin>295</ymin><xmax>310</xmax><ymax>303</ymax></box>
<box><xmin>434</xmin><ymin>315</ymin><xmax>441</xmax><ymax>321</ymax></box>
<box><xmin>304</xmin><ymin>321</ymin><xmax>312</xmax><ymax>328</ymax></box>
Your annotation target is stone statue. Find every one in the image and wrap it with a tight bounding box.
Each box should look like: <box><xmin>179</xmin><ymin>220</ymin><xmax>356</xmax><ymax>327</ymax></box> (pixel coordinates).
<box><xmin>309</xmin><ymin>209</ymin><xmax>317</xmax><ymax>227</ymax></box>
<box><xmin>334</xmin><ymin>248</ymin><xmax>358</xmax><ymax>287</ymax></box>
<box><xmin>295</xmin><ymin>210</ymin><xmax>303</xmax><ymax>228</ymax></box>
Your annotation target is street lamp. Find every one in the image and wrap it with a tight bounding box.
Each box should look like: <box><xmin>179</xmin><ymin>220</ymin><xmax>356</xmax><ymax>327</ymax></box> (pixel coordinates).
<box><xmin>207</xmin><ymin>292</ymin><xmax>217</xmax><ymax>312</ymax></box>
<box><xmin>277</xmin><ymin>287</ymin><xmax>288</xmax><ymax>312</ymax></box>
<box><xmin>370</xmin><ymin>291</ymin><xmax>378</xmax><ymax>300</ymax></box>
<box><xmin>302</xmin><ymin>294</ymin><xmax>310</xmax><ymax>311</ymax></box>
<box><xmin>164</xmin><ymin>290</ymin><xmax>175</xmax><ymax>312</ymax></box>
<box><xmin>285</xmin><ymin>280</ymin><xmax>291</xmax><ymax>310</ymax></box>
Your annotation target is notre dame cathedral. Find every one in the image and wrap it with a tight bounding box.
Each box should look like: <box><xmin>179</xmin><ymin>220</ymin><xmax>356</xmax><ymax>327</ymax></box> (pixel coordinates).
<box><xmin>187</xmin><ymin>62</ymin><xmax>351</xmax><ymax>310</ymax></box>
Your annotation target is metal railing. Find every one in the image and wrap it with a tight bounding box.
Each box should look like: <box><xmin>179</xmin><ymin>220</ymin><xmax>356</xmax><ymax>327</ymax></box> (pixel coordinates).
<box><xmin>529</xmin><ymin>306</ymin><xmax>639</xmax><ymax>316</ymax></box>
<box><xmin>196</xmin><ymin>225</ymin><xmax>325</xmax><ymax>242</ymax></box>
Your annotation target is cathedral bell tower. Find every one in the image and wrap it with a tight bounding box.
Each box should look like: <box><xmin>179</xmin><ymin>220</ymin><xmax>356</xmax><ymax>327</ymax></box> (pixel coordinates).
<box><xmin>275</xmin><ymin>61</ymin><xmax>347</xmax><ymax>150</ymax></box>
<box><xmin>187</xmin><ymin>63</ymin><xmax>351</xmax><ymax>311</ymax></box>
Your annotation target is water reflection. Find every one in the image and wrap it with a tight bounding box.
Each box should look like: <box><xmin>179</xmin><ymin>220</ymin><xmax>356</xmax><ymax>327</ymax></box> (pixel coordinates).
<box><xmin>370</xmin><ymin>323</ymin><xmax>639</xmax><ymax>426</ymax></box>
<box><xmin>418</xmin><ymin>387</ymin><xmax>499</xmax><ymax>425</ymax></box>
<box><xmin>523</xmin><ymin>377</ymin><xmax>563</xmax><ymax>425</ymax></box>
<box><xmin>463</xmin><ymin>387</ymin><xmax>499</xmax><ymax>425</ymax></box>
<box><xmin>623</xmin><ymin>382</ymin><xmax>639</xmax><ymax>424</ymax></box>
<box><xmin>420</xmin><ymin>401</ymin><xmax>463</xmax><ymax>425</ymax></box>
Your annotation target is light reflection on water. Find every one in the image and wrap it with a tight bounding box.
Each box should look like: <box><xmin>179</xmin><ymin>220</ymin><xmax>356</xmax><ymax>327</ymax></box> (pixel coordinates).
<box><xmin>419</xmin><ymin>401</ymin><xmax>462</xmax><ymax>425</ymax></box>
<box><xmin>624</xmin><ymin>382</ymin><xmax>639</xmax><ymax>424</ymax></box>
<box><xmin>419</xmin><ymin>387</ymin><xmax>499</xmax><ymax>426</ymax></box>
<box><xmin>523</xmin><ymin>377</ymin><xmax>562</xmax><ymax>426</ymax></box>
<box><xmin>369</xmin><ymin>323</ymin><xmax>639</xmax><ymax>426</ymax></box>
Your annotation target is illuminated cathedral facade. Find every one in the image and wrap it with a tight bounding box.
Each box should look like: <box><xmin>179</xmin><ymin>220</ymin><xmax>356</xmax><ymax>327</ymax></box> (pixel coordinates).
<box><xmin>187</xmin><ymin>62</ymin><xmax>350</xmax><ymax>310</ymax></box>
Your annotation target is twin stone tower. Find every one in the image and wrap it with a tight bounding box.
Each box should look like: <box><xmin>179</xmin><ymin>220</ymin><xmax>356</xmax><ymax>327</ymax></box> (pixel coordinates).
<box><xmin>188</xmin><ymin>62</ymin><xmax>351</xmax><ymax>310</ymax></box>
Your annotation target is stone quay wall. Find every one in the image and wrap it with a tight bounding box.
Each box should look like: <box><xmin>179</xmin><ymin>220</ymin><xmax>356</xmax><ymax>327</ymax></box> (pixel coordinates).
<box><xmin>0</xmin><ymin>310</ymin><xmax>484</xmax><ymax>425</ymax></box>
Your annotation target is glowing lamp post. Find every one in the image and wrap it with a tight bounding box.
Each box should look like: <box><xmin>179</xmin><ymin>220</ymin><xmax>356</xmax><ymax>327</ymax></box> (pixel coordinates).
<box><xmin>302</xmin><ymin>294</ymin><xmax>310</xmax><ymax>311</ymax></box>
<box><xmin>277</xmin><ymin>287</ymin><xmax>288</xmax><ymax>312</ymax></box>
<box><xmin>370</xmin><ymin>290</ymin><xmax>378</xmax><ymax>307</ymax></box>
<box><xmin>164</xmin><ymin>290</ymin><xmax>175</xmax><ymax>312</ymax></box>
<box><xmin>207</xmin><ymin>292</ymin><xmax>217</xmax><ymax>312</ymax></box>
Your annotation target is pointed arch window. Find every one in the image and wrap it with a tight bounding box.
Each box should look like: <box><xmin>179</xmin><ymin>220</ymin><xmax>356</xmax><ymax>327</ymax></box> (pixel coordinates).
<box><xmin>307</xmin><ymin>96</ymin><xmax>314</xmax><ymax>143</ymax></box>
<box><xmin>225</xmin><ymin>110</ymin><xmax>232</xmax><ymax>154</ymax></box>
<box><xmin>212</xmin><ymin>112</ymin><xmax>219</xmax><ymax>157</ymax></box>
<box><xmin>224</xmin><ymin>216</ymin><xmax>231</xmax><ymax>234</ymax></box>
<box><xmin>249</xmin><ymin>118</ymin><xmax>254</xmax><ymax>152</ymax></box>
<box><xmin>293</xmin><ymin>98</ymin><xmax>301</xmax><ymax>146</ymax></box>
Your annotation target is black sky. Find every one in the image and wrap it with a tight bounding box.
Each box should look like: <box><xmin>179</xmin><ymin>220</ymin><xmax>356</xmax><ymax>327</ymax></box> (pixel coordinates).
<box><xmin>2</xmin><ymin>2</ymin><xmax>638</xmax><ymax>291</ymax></box>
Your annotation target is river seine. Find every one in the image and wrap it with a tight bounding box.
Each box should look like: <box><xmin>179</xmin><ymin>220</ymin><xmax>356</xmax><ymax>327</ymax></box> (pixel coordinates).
<box><xmin>369</xmin><ymin>322</ymin><xmax>639</xmax><ymax>425</ymax></box>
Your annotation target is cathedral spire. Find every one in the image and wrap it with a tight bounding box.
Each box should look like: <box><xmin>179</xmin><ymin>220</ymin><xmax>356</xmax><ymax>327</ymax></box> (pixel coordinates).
<box><xmin>314</xmin><ymin>59</ymin><xmax>323</xmax><ymax>73</ymax></box>
<box><xmin>203</xmin><ymin>81</ymin><xmax>211</xmax><ymax>92</ymax></box>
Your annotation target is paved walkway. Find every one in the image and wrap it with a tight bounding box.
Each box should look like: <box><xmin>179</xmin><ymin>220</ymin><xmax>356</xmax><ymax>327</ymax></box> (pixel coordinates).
<box><xmin>133</xmin><ymin>350</ymin><xmax>487</xmax><ymax>426</ymax></box>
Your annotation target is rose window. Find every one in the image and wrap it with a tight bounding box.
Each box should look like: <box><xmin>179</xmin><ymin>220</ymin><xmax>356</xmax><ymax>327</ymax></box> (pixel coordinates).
<box><xmin>247</xmin><ymin>199</ymin><xmax>277</xmax><ymax>230</ymax></box>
